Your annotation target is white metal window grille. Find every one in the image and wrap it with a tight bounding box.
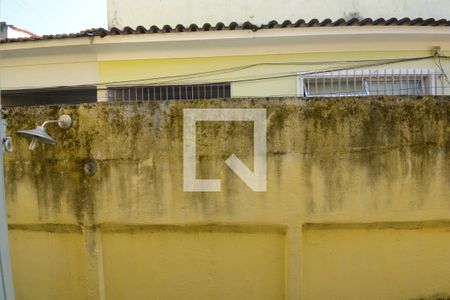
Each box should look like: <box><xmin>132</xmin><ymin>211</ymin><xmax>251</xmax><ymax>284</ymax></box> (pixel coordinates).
<box><xmin>298</xmin><ymin>69</ymin><xmax>441</xmax><ymax>97</ymax></box>
<box><xmin>107</xmin><ymin>83</ymin><xmax>231</xmax><ymax>101</ymax></box>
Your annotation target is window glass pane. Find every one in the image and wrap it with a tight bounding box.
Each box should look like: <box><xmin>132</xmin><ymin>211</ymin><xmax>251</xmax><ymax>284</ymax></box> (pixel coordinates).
<box><xmin>302</xmin><ymin>70</ymin><xmax>434</xmax><ymax>98</ymax></box>
<box><xmin>367</xmin><ymin>79</ymin><xmax>423</xmax><ymax>96</ymax></box>
<box><xmin>305</xmin><ymin>78</ymin><xmax>366</xmax><ymax>97</ymax></box>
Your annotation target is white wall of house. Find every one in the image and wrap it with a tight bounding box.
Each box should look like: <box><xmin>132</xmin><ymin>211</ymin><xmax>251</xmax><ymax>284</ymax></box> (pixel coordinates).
<box><xmin>108</xmin><ymin>0</ymin><xmax>450</xmax><ymax>29</ymax></box>
<box><xmin>0</xmin><ymin>47</ymin><xmax>99</xmax><ymax>90</ymax></box>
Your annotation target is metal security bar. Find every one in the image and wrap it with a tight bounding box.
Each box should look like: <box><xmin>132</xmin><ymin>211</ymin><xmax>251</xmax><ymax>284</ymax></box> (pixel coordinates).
<box><xmin>107</xmin><ymin>83</ymin><xmax>231</xmax><ymax>101</ymax></box>
<box><xmin>299</xmin><ymin>69</ymin><xmax>442</xmax><ymax>97</ymax></box>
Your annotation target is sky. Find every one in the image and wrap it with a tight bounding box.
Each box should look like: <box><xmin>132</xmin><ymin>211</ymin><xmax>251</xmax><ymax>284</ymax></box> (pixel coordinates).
<box><xmin>0</xmin><ymin>0</ymin><xmax>107</xmax><ymax>35</ymax></box>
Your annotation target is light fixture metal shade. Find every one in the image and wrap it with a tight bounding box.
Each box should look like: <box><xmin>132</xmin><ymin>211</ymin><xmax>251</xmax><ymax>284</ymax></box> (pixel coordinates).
<box><xmin>16</xmin><ymin>127</ymin><xmax>56</xmax><ymax>145</ymax></box>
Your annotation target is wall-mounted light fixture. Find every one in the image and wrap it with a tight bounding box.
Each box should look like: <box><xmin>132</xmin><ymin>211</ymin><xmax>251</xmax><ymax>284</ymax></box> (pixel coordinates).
<box><xmin>16</xmin><ymin>115</ymin><xmax>72</xmax><ymax>150</ymax></box>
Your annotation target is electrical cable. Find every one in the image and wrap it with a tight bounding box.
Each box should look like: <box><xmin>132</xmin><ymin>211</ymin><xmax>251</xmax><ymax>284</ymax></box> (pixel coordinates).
<box><xmin>435</xmin><ymin>56</ymin><xmax>450</xmax><ymax>86</ymax></box>
<box><xmin>3</xmin><ymin>55</ymin><xmax>450</xmax><ymax>102</ymax></box>
<box><xmin>146</xmin><ymin>56</ymin><xmax>437</xmax><ymax>86</ymax></box>
<box><xmin>2</xmin><ymin>55</ymin><xmax>440</xmax><ymax>92</ymax></box>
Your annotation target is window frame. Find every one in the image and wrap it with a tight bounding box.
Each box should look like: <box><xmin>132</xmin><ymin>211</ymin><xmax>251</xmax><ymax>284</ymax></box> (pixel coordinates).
<box><xmin>297</xmin><ymin>69</ymin><xmax>440</xmax><ymax>98</ymax></box>
<box><xmin>107</xmin><ymin>82</ymin><xmax>231</xmax><ymax>101</ymax></box>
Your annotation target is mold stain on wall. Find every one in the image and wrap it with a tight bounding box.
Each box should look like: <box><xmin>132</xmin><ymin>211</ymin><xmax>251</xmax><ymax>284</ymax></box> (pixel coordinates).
<box><xmin>3</xmin><ymin>96</ymin><xmax>450</xmax><ymax>300</ymax></box>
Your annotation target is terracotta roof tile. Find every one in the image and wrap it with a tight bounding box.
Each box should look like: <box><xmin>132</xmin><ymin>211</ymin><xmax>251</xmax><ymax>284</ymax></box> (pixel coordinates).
<box><xmin>2</xmin><ymin>18</ymin><xmax>450</xmax><ymax>44</ymax></box>
<box><xmin>6</xmin><ymin>24</ymin><xmax>39</xmax><ymax>37</ymax></box>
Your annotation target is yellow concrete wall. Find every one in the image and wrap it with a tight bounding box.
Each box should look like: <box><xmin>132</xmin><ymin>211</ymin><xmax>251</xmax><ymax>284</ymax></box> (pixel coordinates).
<box><xmin>302</xmin><ymin>223</ymin><xmax>450</xmax><ymax>300</ymax></box>
<box><xmin>3</xmin><ymin>97</ymin><xmax>450</xmax><ymax>300</ymax></box>
<box><xmin>8</xmin><ymin>229</ymin><xmax>88</xmax><ymax>300</ymax></box>
<box><xmin>98</xmin><ymin>51</ymin><xmax>450</xmax><ymax>98</ymax></box>
<box><xmin>102</xmin><ymin>229</ymin><xmax>285</xmax><ymax>300</ymax></box>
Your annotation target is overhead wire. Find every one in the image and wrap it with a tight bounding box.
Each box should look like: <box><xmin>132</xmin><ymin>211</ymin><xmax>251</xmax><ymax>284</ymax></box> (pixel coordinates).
<box><xmin>95</xmin><ymin>54</ymin><xmax>450</xmax><ymax>101</ymax></box>
<box><xmin>434</xmin><ymin>55</ymin><xmax>450</xmax><ymax>86</ymax></box>
<box><xmin>70</xmin><ymin>55</ymin><xmax>440</xmax><ymax>88</ymax></box>
<box><xmin>2</xmin><ymin>55</ymin><xmax>442</xmax><ymax>92</ymax></box>
<box><xmin>151</xmin><ymin>55</ymin><xmax>437</xmax><ymax>86</ymax></box>
<box><xmin>3</xmin><ymin>54</ymin><xmax>450</xmax><ymax>102</ymax></box>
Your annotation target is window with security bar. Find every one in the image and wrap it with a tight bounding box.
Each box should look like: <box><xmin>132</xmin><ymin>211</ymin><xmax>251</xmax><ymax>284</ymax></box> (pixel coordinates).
<box><xmin>107</xmin><ymin>83</ymin><xmax>231</xmax><ymax>101</ymax></box>
<box><xmin>298</xmin><ymin>69</ymin><xmax>441</xmax><ymax>97</ymax></box>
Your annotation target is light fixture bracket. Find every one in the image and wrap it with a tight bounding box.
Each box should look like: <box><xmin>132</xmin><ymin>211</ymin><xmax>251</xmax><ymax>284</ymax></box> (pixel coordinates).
<box><xmin>57</xmin><ymin>115</ymin><xmax>72</xmax><ymax>129</ymax></box>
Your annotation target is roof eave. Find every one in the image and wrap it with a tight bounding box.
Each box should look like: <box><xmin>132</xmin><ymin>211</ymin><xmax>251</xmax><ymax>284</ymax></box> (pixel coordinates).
<box><xmin>2</xmin><ymin>26</ymin><xmax>450</xmax><ymax>52</ymax></box>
